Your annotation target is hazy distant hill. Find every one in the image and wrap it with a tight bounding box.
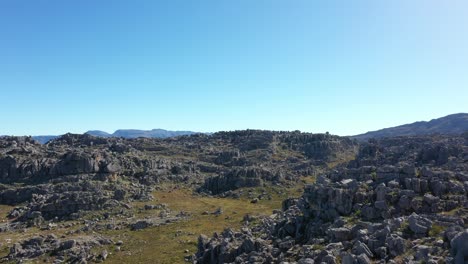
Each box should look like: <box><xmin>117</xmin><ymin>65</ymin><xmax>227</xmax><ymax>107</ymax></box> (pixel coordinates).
<box><xmin>32</xmin><ymin>135</ymin><xmax>59</xmax><ymax>144</ymax></box>
<box><xmin>30</xmin><ymin>129</ymin><xmax>200</xmax><ymax>144</ymax></box>
<box><xmin>352</xmin><ymin>113</ymin><xmax>468</xmax><ymax>140</ymax></box>
<box><xmin>85</xmin><ymin>130</ymin><xmax>112</xmax><ymax>137</ymax></box>
<box><xmin>86</xmin><ymin>129</ymin><xmax>199</xmax><ymax>139</ymax></box>
<box><xmin>29</xmin><ymin>114</ymin><xmax>468</xmax><ymax>143</ymax></box>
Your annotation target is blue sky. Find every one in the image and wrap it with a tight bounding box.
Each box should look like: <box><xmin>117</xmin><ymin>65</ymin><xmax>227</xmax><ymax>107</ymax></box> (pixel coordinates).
<box><xmin>1</xmin><ymin>0</ymin><xmax>467</xmax><ymax>136</ymax></box>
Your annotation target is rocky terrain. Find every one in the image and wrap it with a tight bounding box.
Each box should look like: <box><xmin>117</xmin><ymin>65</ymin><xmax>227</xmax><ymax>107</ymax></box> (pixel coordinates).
<box><xmin>352</xmin><ymin>113</ymin><xmax>468</xmax><ymax>140</ymax></box>
<box><xmin>196</xmin><ymin>133</ymin><xmax>468</xmax><ymax>264</ymax></box>
<box><xmin>1</xmin><ymin>129</ymin><xmax>467</xmax><ymax>263</ymax></box>
<box><xmin>0</xmin><ymin>130</ymin><xmax>356</xmax><ymax>263</ymax></box>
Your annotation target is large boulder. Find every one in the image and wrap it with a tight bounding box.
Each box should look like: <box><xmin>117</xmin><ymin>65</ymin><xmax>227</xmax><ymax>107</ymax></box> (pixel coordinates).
<box><xmin>328</xmin><ymin>227</ymin><xmax>351</xmax><ymax>242</ymax></box>
<box><xmin>408</xmin><ymin>213</ymin><xmax>432</xmax><ymax>235</ymax></box>
<box><xmin>385</xmin><ymin>234</ymin><xmax>406</xmax><ymax>257</ymax></box>
<box><xmin>52</xmin><ymin>151</ymin><xmax>99</xmax><ymax>175</ymax></box>
<box><xmin>451</xmin><ymin>230</ymin><xmax>468</xmax><ymax>264</ymax></box>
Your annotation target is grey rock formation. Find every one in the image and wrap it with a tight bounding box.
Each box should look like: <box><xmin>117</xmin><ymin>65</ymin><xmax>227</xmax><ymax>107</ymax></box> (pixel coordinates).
<box><xmin>451</xmin><ymin>230</ymin><xmax>468</xmax><ymax>264</ymax></box>
<box><xmin>199</xmin><ymin>167</ymin><xmax>282</xmax><ymax>195</ymax></box>
<box><xmin>408</xmin><ymin>213</ymin><xmax>433</xmax><ymax>235</ymax></box>
<box><xmin>8</xmin><ymin>234</ymin><xmax>111</xmax><ymax>262</ymax></box>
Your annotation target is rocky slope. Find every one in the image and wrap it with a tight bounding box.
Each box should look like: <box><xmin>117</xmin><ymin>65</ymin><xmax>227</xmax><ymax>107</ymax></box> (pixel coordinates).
<box><xmin>352</xmin><ymin>113</ymin><xmax>468</xmax><ymax>140</ymax></box>
<box><xmin>196</xmin><ymin>133</ymin><xmax>468</xmax><ymax>263</ymax></box>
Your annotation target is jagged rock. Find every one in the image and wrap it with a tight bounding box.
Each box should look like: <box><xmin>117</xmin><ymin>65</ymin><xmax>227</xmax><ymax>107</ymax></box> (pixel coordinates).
<box><xmin>388</xmin><ymin>180</ymin><xmax>400</xmax><ymax>188</ymax></box>
<box><xmin>99</xmin><ymin>249</ymin><xmax>109</xmax><ymax>260</ymax></box>
<box><xmin>341</xmin><ymin>252</ymin><xmax>355</xmax><ymax>264</ymax></box>
<box><xmin>414</xmin><ymin>245</ymin><xmax>431</xmax><ymax>262</ymax></box>
<box><xmin>431</xmin><ymin>180</ymin><xmax>448</xmax><ymax>197</ymax></box>
<box><xmin>450</xmin><ymin>230</ymin><xmax>468</xmax><ymax>264</ymax></box>
<box><xmin>374</xmin><ymin>200</ymin><xmax>387</xmax><ymax>210</ymax></box>
<box><xmin>298</xmin><ymin>258</ymin><xmax>315</xmax><ymax>264</ymax></box>
<box><xmin>213</xmin><ymin>207</ymin><xmax>223</xmax><ymax>216</ymax></box>
<box><xmin>386</xmin><ymin>234</ymin><xmax>406</xmax><ymax>257</ymax></box>
<box><xmin>278</xmin><ymin>239</ymin><xmax>294</xmax><ymax>251</ymax></box>
<box><xmin>113</xmin><ymin>189</ymin><xmax>126</xmax><ymax>201</ymax></box>
<box><xmin>445</xmin><ymin>225</ymin><xmax>465</xmax><ymax>241</ymax></box>
<box><xmin>375</xmin><ymin>183</ymin><xmax>388</xmax><ymax>201</ymax></box>
<box><xmin>60</xmin><ymin>239</ymin><xmax>76</xmax><ymax>250</ymax></box>
<box><xmin>398</xmin><ymin>195</ymin><xmax>412</xmax><ymax>211</ymax></box>
<box><xmin>361</xmin><ymin>205</ymin><xmax>378</xmax><ymax>220</ymax></box>
<box><xmin>374</xmin><ymin>246</ymin><xmax>387</xmax><ymax>259</ymax></box>
<box><xmin>353</xmin><ymin>241</ymin><xmax>373</xmax><ymax>258</ymax></box>
<box><xmin>8</xmin><ymin>235</ymin><xmax>109</xmax><ymax>261</ymax></box>
<box><xmin>408</xmin><ymin>213</ymin><xmax>432</xmax><ymax>234</ymax></box>
<box><xmin>131</xmin><ymin>220</ymin><xmax>153</xmax><ymax>231</ymax></box>
<box><xmin>356</xmin><ymin>253</ymin><xmax>371</xmax><ymax>264</ymax></box>
<box><xmin>144</xmin><ymin>204</ymin><xmax>156</xmax><ymax>210</ymax></box>
<box><xmin>423</xmin><ymin>193</ymin><xmax>439</xmax><ymax>205</ymax></box>
<box><xmin>329</xmin><ymin>227</ymin><xmax>351</xmax><ymax>242</ymax></box>
<box><xmin>199</xmin><ymin>167</ymin><xmax>282</xmax><ymax>195</ymax></box>
<box><xmin>340</xmin><ymin>179</ymin><xmax>359</xmax><ymax>190</ymax></box>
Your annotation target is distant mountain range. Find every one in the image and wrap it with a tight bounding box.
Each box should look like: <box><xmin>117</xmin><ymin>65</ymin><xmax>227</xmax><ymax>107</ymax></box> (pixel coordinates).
<box><xmin>31</xmin><ymin>135</ymin><xmax>60</xmax><ymax>144</ymax></box>
<box><xmin>21</xmin><ymin>113</ymin><xmax>468</xmax><ymax>144</ymax></box>
<box><xmin>31</xmin><ymin>129</ymin><xmax>200</xmax><ymax>144</ymax></box>
<box><xmin>351</xmin><ymin>113</ymin><xmax>468</xmax><ymax>140</ymax></box>
<box><xmin>86</xmin><ymin>129</ymin><xmax>200</xmax><ymax>139</ymax></box>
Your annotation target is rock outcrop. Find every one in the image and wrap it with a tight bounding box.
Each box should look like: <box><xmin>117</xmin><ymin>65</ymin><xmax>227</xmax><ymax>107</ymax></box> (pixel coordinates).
<box><xmin>196</xmin><ymin>134</ymin><xmax>468</xmax><ymax>263</ymax></box>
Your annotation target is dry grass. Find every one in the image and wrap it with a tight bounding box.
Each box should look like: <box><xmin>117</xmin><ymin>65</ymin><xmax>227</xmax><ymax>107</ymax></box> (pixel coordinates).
<box><xmin>103</xmin><ymin>183</ymin><xmax>304</xmax><ymax>264</ymax></box>
<box><xmin>441</xmin><ymin>207</ymin><xmax>462</xmax><ymax>216</ymax></box>
<box><xmin>326</xmin><ymin>152</ymin><xmax>356</xmax><ymax>169</ymax></box>
<box><xmin>428</xmin><ymin>224</ymin><xmax>446</xmax><ymax>237</ymax></box>
<box><xmin>0</xmin><ymin>178</ymin><xmax>310</xmax><ymax>264</ymax></box>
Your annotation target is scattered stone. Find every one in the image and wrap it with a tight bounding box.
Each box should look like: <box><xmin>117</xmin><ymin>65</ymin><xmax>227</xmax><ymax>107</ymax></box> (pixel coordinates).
<box><xmin>131</xmin><ymin>220</ymin><xmax>152</xmax><ymax>231</ymax></box>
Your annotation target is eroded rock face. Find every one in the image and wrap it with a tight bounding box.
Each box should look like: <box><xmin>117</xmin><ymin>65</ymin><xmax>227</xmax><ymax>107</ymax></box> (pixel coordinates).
<box><xmin>451</xmin><ymin>230</ymin><xmax>468</xmax><ymax>264</ymax></box>
<box><xmin>199</xmin><ymin>167</ymin><xmax>283</xmax><ymax>195</ymax></box>
<box><xmin>408</xmin><ymin>213</ymin><xmax>433</xmax><ymax>235</ymax></box>
<box><xmin>8</xmin><ymin>234</ymin><xmax>112</xmax><ymax>262</ymax></box>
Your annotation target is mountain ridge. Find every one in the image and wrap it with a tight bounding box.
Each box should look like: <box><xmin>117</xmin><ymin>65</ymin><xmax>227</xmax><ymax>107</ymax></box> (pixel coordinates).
<box><xmin>29</xmin><ymin>129</ymin><xmax>201</xmax><ymax>143</ymax></box>
<box><xmin>351</xmin><ymin>113</ymin><xmax>468</xmax><ymax>140</ymax></box>
<box><xmin>20</xmin><ymin>113</ymin><xmax>468</xmax><ymax>143</ymax></box>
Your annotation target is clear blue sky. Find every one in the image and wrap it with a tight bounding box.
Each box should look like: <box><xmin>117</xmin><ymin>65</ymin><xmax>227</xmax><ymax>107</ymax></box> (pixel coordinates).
<box><xmin>1</xmin><ymin>0</ymin><xmax>467</xmax><ymax>136</ymax></box>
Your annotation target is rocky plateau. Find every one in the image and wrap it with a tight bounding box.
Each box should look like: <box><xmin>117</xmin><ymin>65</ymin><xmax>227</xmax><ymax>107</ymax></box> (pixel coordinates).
<box><xmin>0</xmin><ymin>129</ymin><xmax>466</xmax><ymax>263</ymax></box>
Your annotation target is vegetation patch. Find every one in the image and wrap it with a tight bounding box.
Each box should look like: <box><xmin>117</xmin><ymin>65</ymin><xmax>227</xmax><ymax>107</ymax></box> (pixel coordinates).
<box><xmin>103</xmin><ymin>182</ymin><xmax>305</xmax><ymax>264</ymax></box>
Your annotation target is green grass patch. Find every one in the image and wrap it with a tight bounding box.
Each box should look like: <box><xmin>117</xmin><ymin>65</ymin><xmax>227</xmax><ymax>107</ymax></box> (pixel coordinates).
<box><xmin>428</xmin><ymin>224</ymin><xmax>445</xmax><ymax>237</ymax></box>
<box><xmin>103</xmin><ymin>182</ymin><xmax>305</xmax><ymax>264</ymax></box>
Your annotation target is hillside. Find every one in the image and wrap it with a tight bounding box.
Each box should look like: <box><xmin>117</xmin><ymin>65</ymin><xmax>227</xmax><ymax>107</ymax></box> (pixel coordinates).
<box><xmin>352</xmin><ymin>113</ymin><xmax>468</xmax><ymax>140</ymax></box>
